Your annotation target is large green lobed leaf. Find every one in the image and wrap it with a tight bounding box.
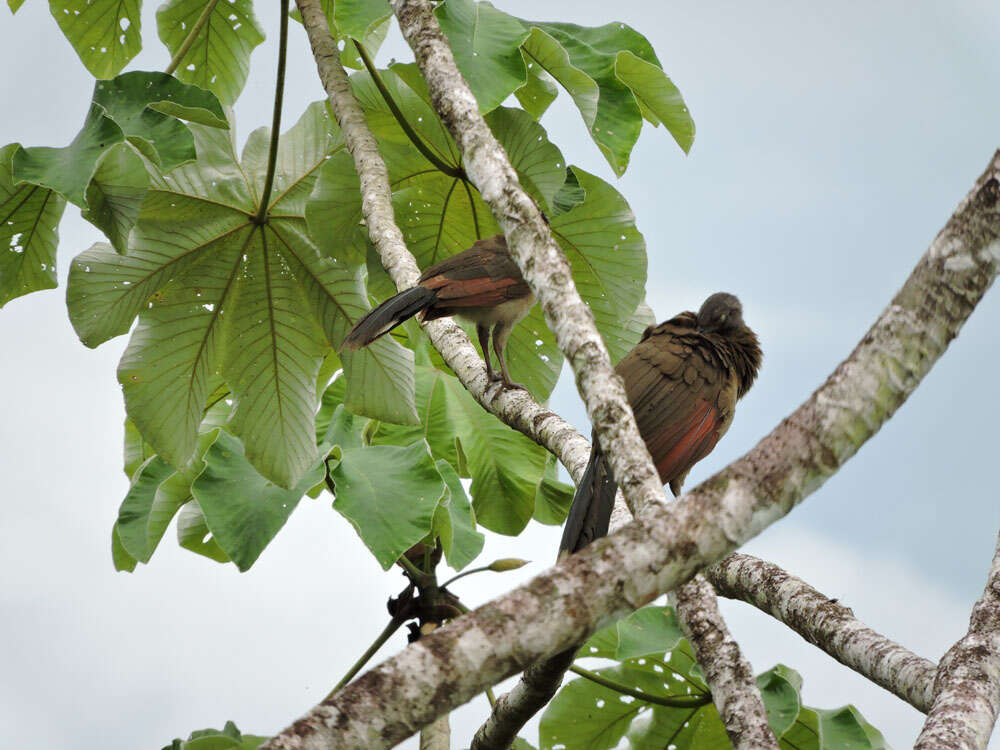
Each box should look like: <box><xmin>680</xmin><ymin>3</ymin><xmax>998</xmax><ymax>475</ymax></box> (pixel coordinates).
<box><xmin>425</xmin><ymin>0</ymin><xmax>695</xmax><ymax>174</ymax></box>
<box><xmin>68</xmin><ymin>103</ymin><xmax>417</xmax><ymax>488</ymax></box>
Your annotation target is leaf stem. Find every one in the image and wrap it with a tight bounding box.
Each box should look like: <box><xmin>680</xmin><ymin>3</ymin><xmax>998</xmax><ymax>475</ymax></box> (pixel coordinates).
<box><xmin>440</xmin><ymin>564</ymin><xmax>492</xmax><ymax>588</ymax></box>
<box><xmin>397</xmin><ymin>553</ymin><xmax>433</xmax><ymax>586</ymax></box>
<box><xmin>326</xmin><ymin>615</ymin><xmax>406</xmax><ymax>700</ymax></box>
<box><xmin>165</xmin><ymin>0</ymin><xmax>221</xmax><ymax>75</ymax></box>
<box><xmin>254</xmin><ymin>0</ymin><xmax>290</xmax><ymax>224</ymax></box>
<box><xmin>568</xmin><ymin>665</ymin><xmax>711</xmax><ymax>709</ymax></box>
<box><xmin>352</xmin><ymin>39</ymin><xmax>466</xmax><ymax>180</ymax></box>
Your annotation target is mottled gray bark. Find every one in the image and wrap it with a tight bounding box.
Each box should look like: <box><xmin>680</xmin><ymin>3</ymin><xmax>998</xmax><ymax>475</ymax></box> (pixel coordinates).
<box><xmin>293</xmin><ymin>0</ymin><xmax>596</xmax><ymax>488</ymax></box>
<box><xmin>915</xmin><ymin>528</ymin><xmax>1000</xmax><ymax>748</ymax></box>
<box><xmin>674</xmin><ymin>575</ymin><xmax>778</xmax><ymax>748</ymax></box>
<box><xmin>261</xmin><ymin>152</ymin><xmax>1000</xmax><ymax>750</ymax></box>
<box><xmin>418</xmin><ymin>624</ymin><xmax>451</xmax><ymax>750</ymax></box>
<box><xmin>391</xmin><ymin>0</ymin><xmax>666</xmax><ymax>520</ymax></box>
<box><xmin>707</xmin><ymin>553</ymin><xmax>937</xmax><ymax>712</ymax></box>
<box><xmin>388</xmin><ymin>4</ymin><xmax>758</xmax><ymax>746</ymax></box>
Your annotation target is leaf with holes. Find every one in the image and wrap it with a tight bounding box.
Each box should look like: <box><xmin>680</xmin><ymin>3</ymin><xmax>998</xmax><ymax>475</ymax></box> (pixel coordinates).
<box><xmin>0</xmin><ymin>144</ymin><xmax>65</xmax><ymax>307</ymax></box>
<box><xmin>68</xmin><ymin>103</ymin><xmax>415</xmax><ymax>488</ymax></box>
<box><xmin>157</xmin><ymin>0</ymin><xmax>265</xmax><ymax>106</ymax></box>
<box><xmin>176</xmin><ymin>499</ymin><xmax>230</xmax><ymax>563</ymax></box>
<box><xmin>50</xmin><ymin>0</ymin><xmax>141</xmax><ymax>78</ymax></box>
<box><xmin>541</xmin><ymin>641</ymin><xmax>710</xmax><ymax>750</ymax></box>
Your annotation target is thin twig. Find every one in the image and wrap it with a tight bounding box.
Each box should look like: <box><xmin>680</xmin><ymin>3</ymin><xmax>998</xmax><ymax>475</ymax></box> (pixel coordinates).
<box><xmin>326</xmin><ymin>616</ymin><xmax>406</xmax><ymax>700</ymax></box>
<box><xmin>254</xmin><ymin>0</ymin><xmax>290</xmax><ymax>225</ymax></box>
<box><xmin>353</xmin><ymin>39</ymin><xmax>466</xmax><ymax>180</ymax></box>
<box><xmin>440</xmin><ymin>564</ymin><xmax>492</xmax><ymax>588</ymax></box>
<box><xmin>165</xmin><ymin>0</ymin><xmax>222</xmax><ymax>75</ymax></box>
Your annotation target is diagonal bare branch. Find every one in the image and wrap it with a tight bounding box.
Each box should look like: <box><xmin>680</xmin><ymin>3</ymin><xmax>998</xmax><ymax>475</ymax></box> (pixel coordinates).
<box><xmin>673</xmin><ymin>575</ymin><xmax>778</xmax><ymax>747</ymax></box>
<box><xmin>915</xmin><ymin>527</ymin><xmax>1000</xmax><ymax>748</ymax></box>
<box><xmin>261</xmin><ymin>150</ymin><xmax>1000</xmax><ymax>749</ymax></box>
<box><xmin>706</xmin><ymin>553</ymin><xmax>937</xmax><ymax>712</ymax></box>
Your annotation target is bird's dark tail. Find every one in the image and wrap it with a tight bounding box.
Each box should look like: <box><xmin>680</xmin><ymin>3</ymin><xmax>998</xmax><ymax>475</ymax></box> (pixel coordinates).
<box><xmin>340</xmin><ymin>286</ymin><xmax>438</xmax><ymax>351</ymax></box>
<box><xmin>558</xmin><ymin>437</ymin><xmax>618</xmax><ymax>558</ymax></box>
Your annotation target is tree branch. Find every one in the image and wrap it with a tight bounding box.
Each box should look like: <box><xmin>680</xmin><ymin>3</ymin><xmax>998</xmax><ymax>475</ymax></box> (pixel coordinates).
<box><xmin>706</xmin><ymin>553</ymin><xmax>937</xmax><ymax>712</ymax></box>
<box><xmin>915</xmin><ymin>527</ymin><xmax>1000</xmax><ymax>748</ymax></box>
<box><xmin>673</xmin><ymin>575</ymin><xmax>778</xmax><ymax>747</ymax></box>
<box><xmin>292</xmin><ymin>0</ymin><xmax>599</xmax><ymax>495</ymax></box>
<box><xmin>391</xmin><ymin>0</ymin><xmax>667</xmax><ymax>520</ymax></box>
<box><xmin>261</xmin><ymin>152</ymin><xmax>1000</xmax><ymax>749</ymax></box>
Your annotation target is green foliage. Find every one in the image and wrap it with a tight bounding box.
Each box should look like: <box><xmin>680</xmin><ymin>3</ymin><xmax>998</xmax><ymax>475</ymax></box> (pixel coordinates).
<box><xmin>0</xmin><ymin>144</ymin><xmax>65</xmax><ymax>307</ymax></box>
<box><xmin>162</xmin><ymin>720</ymin><xmax>267</xmax><ymax>750</ymax></box>
<box><xmin>157</xmin><ymin>0</ymin><xmax>266</xmax><ymax>106</ymax></box>
<box><xmin>541</xmin><ymin>605</ymin><xmax>888</xmax><ymax>750</ymax></box>
<box><xmin>9</xmin><ymin>71</ymin><xmax>225</xmax><ymax>236</ymax></box>
<box><xmin>9</xmin><ymin>0</ymin><xmax>687</xmax><ymax>577</ymax></box>
<box><xmin>433</xmin><ymin>0</ymin><xmax>695</xmax><ymax>174</ymax></box>
<box><xmin>372</xmin><ymin>364</ymin><xmax>574</xmax><ymax>536</ymax></box>
<box><xmin>289</xmin><ymin>0</ymin><xmax>391</xmax><ymax>71</ymax></box>
<box><xmin>436</xmin><ymin>0</ymin><xmax>529</xmax><ymax>113</ymax></box>
<box><xmin>50</xmin><ymin>0</ymin><xmax>142</xmax><ymax>79</ymax></box>
<box><xmin>67</xmin><ymin>104</ymin><xmax>416</xmax><ymax>488</ymax></box>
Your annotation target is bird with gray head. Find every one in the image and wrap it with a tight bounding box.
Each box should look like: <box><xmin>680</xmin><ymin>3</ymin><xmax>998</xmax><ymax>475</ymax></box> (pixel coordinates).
<box><xmin>559</xmin><ymin>292</ymin><xmax>762</xmax><ymax>556</ymax></box>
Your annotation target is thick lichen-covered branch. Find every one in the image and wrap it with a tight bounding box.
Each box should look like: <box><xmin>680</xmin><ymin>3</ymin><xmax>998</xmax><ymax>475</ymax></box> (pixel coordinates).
<box><xmin>674</xmin><ymin>575</ymin><xmax>778</xmax><ymax>748</ymax></box>
<box><xmin>915</xmin><ymin>528</ymin><xmax>1000</xmax><ymax>748</ymax></box>
<box><xmin>707</xmin><ymin>554</ymin><xmax>937</xmax><ymax>712</ymax></box>
<box><xmin>261</xmin><ymin>152</ymin><xmax>1000</xmax><ymax>750</ymax></box>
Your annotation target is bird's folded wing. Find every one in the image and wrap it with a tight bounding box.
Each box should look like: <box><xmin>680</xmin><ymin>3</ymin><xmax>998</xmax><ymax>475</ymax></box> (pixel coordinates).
<box><xmin>621</xmin><ymin>331</ymin><xmax>733</xmax><ymax>485</ymax></box>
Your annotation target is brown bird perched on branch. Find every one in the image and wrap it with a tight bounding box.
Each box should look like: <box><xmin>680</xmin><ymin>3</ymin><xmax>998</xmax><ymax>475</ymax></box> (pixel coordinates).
<box><xmin>559</xmin><ymin>292</ymin><xmax>762</xmax><ymax>556</ymax></box>
<box><xmin>341</xmin><ymin>234</ymin><xmax>533</xmax><ymax>388</ymax></box>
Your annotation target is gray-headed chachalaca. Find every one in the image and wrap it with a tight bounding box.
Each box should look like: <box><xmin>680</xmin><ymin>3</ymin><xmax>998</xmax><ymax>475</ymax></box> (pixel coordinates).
<box><xmin>341</xmin><ymin>234</ymin><xmax>533</xmax><ymax>388</ymax></box>
<box><xmin>559</xmin><ymin>292</ymin><xmax>762</xmax><ymax>555</ymax></box>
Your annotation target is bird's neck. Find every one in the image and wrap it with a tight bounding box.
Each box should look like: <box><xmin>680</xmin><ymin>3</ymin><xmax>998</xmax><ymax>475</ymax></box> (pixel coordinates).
<box><xmin>727</xmin><ymin>328</ymin><xmax>762</xmax><ymax>399</ymax></box>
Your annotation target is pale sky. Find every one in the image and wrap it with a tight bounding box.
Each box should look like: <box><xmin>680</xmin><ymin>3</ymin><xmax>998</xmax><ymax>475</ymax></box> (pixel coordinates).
<box><xmin>2</xmin><ymin>1</ymin><xmax>1000</xmax><ymax>748</ymax></box>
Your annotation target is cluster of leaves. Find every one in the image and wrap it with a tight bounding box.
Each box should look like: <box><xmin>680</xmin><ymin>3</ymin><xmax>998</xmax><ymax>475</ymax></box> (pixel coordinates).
<box><xmin>528</xmin><ymin>605</ymin><xmax>888</xmax><ymax>749</ymax></box>
<box><xmin>162</xmin><ymin>720</ymin><xmax>267</xmax><ymax>750</ymax></box>
<box><xmin>3</xmin><ymin>0</ymin><xmax>695</xmax><ymax>575</ymax></box>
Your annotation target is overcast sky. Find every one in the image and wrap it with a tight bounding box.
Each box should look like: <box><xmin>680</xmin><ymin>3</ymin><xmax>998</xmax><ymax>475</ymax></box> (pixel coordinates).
<box><xmin>2</xmin><ymin>1</ymin><xmax>1000</xmax><ymax>748</ymax></box>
